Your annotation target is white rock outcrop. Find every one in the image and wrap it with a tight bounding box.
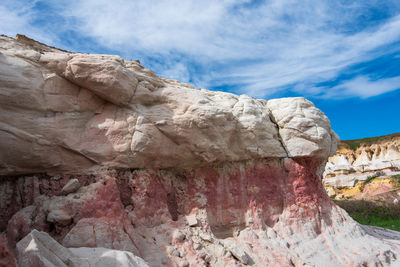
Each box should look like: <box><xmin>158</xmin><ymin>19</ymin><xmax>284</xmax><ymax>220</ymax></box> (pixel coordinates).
<box><xmin>64</xmin><ymin>54</ymin><xmax>139</xmax><ymax>106</ymax></box>
<box><xmin>267</xmin><ymin>97</ymin><xmax>339</xmax><ymax>159</ymax></box>
<box><xmin>0</xmin><ymin>35</ymin><xmax>337</xmax><ymax>175</ymax></box>
<box><xmin>17</xmin><ymin>230</ymin><xmax>149</xmax><ymax>267</ymax></box>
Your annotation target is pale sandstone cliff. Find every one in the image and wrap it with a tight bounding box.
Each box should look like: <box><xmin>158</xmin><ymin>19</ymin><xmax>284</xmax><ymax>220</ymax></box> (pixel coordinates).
<box><xmin>1</xmin><ymin>35</ymin><xmax>400</xmax><ymax>266</ymax></box>
<box><xmin>0</xmin><ymin>34</ymin><xmax>337</xmax><ymax>174</ymax></box>
<box><xmin>324</xmin><ymin>134</ymin><xmax>400</xmax><ymax>198</ymax></box>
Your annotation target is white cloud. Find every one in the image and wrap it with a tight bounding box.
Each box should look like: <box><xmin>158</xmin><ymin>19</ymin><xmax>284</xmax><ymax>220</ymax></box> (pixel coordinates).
<box><xmin>0</xmin><ymin>1</ymin><xmax>56</xmax><ymax>45</ymax></box>
<box><xmin>215</xmin><ymin>13</ymin><xmax>400</xmax><ymax>98</ymax></box>
<box><xmin>2</xmin><ymin>0</ymin><xmax>400</xmax><ymax>99</ymax></box>
<box><xmin>320</xmin><ymin>75</ymin><xmax>400</xmax><ymax>98</ymax></box>
<box><xmin>158</xmin><ymin>61</ymin><xmax>191</xmax><ymax>82</ymax></box>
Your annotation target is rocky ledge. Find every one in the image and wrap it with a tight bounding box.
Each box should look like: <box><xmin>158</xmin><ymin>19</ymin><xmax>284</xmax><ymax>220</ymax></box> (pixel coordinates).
<box><xmin>0</xmin><ymin>35</ymin><xmax>400</xmax><ymax>266</ymax></box>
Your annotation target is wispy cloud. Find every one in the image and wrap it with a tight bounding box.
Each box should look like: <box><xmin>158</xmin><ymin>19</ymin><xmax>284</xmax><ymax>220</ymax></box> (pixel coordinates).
<box><xmin>1</xmin><ymin>0</ymin><xmax>400</xmax><ymax>99</ymax></box>
<box><xmin>0</xmin><ymin>0</ymin><xmax>56</xmax><ymax>45</ymax></box>
<box><xmin>319</xmin><ymin>75</ymin><xmax>400</xmax><ymax>98</ymax></box>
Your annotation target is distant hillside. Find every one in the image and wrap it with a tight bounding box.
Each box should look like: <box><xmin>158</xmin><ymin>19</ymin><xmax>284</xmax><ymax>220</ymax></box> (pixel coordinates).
<box><xmin>324</xmin><ymin>132</ymin><xmax>400</xmax><ymax>232</ymax></box>
<box><xmin>340</xmin><ymin>132</ymin><xmax>400</xmax><ymax>151</ymax></box>
<box><xmin>324</xmin><ymin>131</ymin><xmax>400</xmax><ymax>200</ymax></box>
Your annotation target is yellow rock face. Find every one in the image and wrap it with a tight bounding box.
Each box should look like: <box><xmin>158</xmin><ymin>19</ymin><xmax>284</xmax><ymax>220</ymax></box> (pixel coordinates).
<box><xmin>326</xmin><ymin>176</ymin><xmax>399</xmax><ymax>201</ymax></box>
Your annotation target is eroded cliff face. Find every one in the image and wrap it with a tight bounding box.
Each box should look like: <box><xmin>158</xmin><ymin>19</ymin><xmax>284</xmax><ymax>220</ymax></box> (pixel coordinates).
<box><xmin>324</xmin><ymin>134</ymin><xmax>400</xmax><ymax>198</ymax></box>
<box><xmin>4</xmin><ymin>159</ymin><xmax>400</xmax><ymax>266</ymax></box>
<box><xmin>1</xmin><ymin>35</ymin><xmax>400</xmax><ymax>266</ymax></box>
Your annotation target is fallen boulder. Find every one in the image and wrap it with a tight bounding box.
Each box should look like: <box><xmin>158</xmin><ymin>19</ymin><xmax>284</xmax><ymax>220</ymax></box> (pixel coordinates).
<box><xmin>16</xmin><ymin>230</ymin><xmax>148</xmax><ymax>267</ymax></box>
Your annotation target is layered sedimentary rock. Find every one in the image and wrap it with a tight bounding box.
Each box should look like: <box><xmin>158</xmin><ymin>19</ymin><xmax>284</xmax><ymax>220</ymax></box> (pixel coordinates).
<box><xmin>1</xmin><ymin>35</ymin><xmax>400</xmax><ymax>266</ymax></box>
<box><xmin>324</xmin><ymin>134</ymin><xmax>400</xmax><ymax>198</ymax></box>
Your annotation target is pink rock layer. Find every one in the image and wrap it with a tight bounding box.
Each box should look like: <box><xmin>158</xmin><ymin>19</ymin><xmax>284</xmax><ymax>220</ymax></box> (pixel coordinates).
<box><xmin>126</xmin><ymin>157</ymin><xmax>330</xmax><ymax>230</ymax></box>
<box><xmin>0</xmin><ymin>235</ymin><xmax>16</xmax><ymax>267</ymax></box>
<box><xmin>2</xmin><ymin>158</ymin><xmax>399</xmax><ymax>266</ymax></box>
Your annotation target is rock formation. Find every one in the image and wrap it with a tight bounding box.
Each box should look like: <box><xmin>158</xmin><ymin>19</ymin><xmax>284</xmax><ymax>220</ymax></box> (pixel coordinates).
<box><xmin>324</xmin><ymin>134</ymin><xmax>400</xmax><ymax>199</ymax></box>
<box><xmin>17</xmin><ymin>230</ymin><xmax>148</xmax><ymax>267</ymax></box>
<box><xmin>1</xmin><ymin>35</ymin><xmax>400</xmax><ymax>266</ymax></box>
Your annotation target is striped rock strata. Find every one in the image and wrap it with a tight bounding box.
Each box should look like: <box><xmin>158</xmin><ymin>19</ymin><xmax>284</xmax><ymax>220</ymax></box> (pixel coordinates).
<box><xmin>324</xmin><ymin>134</ymin><xmax>400</xmax><ymax>198</ymax></box>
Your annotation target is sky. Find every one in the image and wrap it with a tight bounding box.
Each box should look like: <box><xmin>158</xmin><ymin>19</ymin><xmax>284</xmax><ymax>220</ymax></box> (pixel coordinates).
<box><xmin>1</xmin><ymin>0</ymin><xmax>400</xmax><ymax>140</ymax></box>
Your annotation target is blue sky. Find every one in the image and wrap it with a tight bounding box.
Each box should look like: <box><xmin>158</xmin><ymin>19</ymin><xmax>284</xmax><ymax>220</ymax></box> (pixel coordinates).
<box><xmin>1</xmin><ymin>0</ymin><xmax>400</xmax><ymax>140</ymax></box>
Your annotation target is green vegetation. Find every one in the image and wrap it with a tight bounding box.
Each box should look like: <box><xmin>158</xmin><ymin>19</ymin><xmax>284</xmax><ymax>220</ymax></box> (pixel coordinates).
<box><xmin>392</xmin><ymin>174</ymin><xmax>400</xmax><ymax>187</ymax></box>
<box><xmin>342</xmin><ymin>136</ymin><xmax>382</xmax><ymax>150</ymax></box>
<box><xmin>351</xmin><ymin>214</ymin><xmax>400</xmax><ymax>231</ymax></box>
<box><xmin>335</xmin><ymin>200</ymin><xmax>400</xmax><ymax>231</ymax></box>
<box><xmin>359</xmin><ymin>172</ymin><xmax>384</xmax><ymax>192</ymax></box>
<box><xmin>364</xmin><ymin>175</ymin><xmax>379</xmax><ymax>184</ymax></box>
<box><xmin>341</xmin><ymin>132</ymin><xmax>400</xmax><ymax>151</ymax></box>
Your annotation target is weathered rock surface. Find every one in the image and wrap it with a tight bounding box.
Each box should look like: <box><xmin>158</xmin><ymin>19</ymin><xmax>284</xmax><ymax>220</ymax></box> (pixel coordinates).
<box><xmin>267</xmin><ymin>98</ymin><xmax>338</xmax><ymax>159</ymax></box>
<box><xmin>0</xmin><ymin>35</ymin><xmax>337</xmax><ymax>175</ymax></box>
<box><xmin>61</xmin><ymin>178</ymin><xmax>80</xmax><ymax>195</ymax></box>
<box><xmin>324</xmin><ymin>134</ymin><xmax>400</xmax><ymax>198</ymax></box>
<box><xmin>6</xmin><ymin>175</ymin><xmax>140</xmax><ymax>256</ymax></box>
<box><xmin>1</xmin><ymin>35</ymin><xmax>400</xmax><ymax>266</ymax></box>
<box><xmin>0</xmin><ymin>234</ymin><xmax>16</xmax><ymax>267</ymax></box>
<box><xmin>3</xmin><ymin>160</ymin><xmax>400</xmax><ymax>266</ymax></box>
<box><xmin>64</xmin><ymin>54</ymin><xmax>138</xmax><ymax>106</ymax></box>
<box><xmin>17</xmin><ymin>229</ymin><xmax>148</xmax><ymax>267</ymax></box>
